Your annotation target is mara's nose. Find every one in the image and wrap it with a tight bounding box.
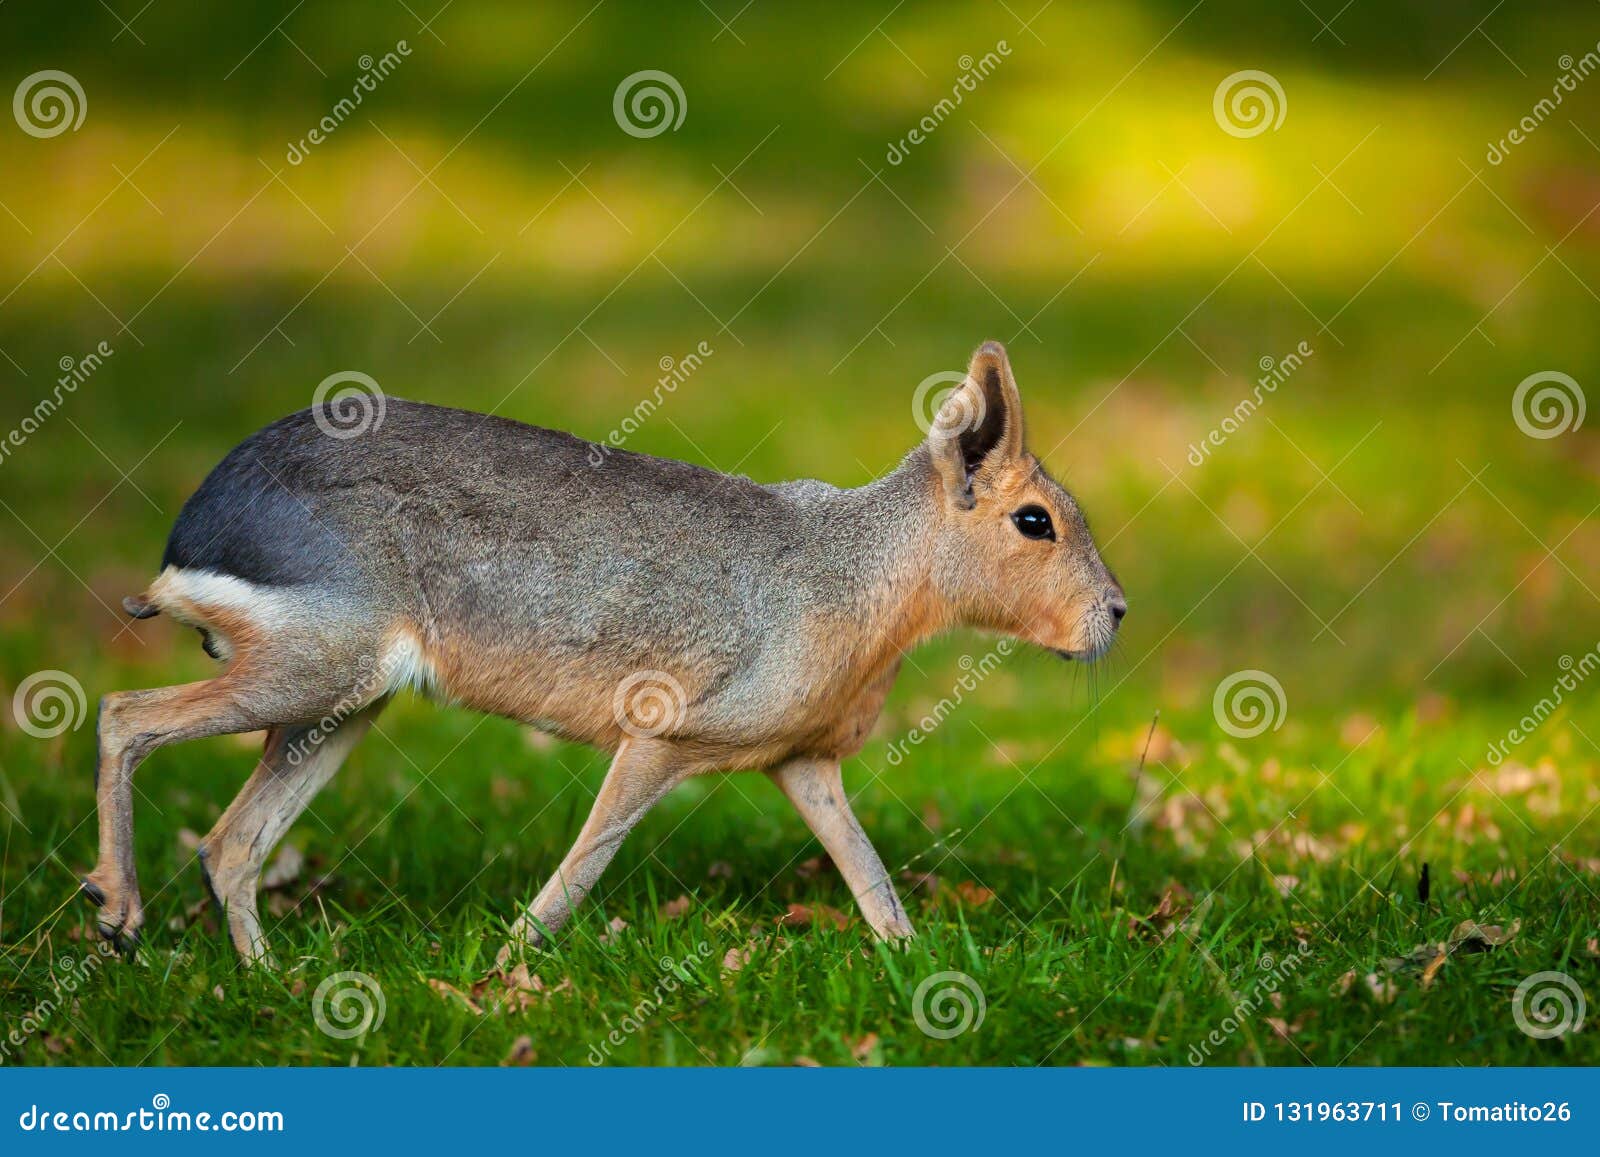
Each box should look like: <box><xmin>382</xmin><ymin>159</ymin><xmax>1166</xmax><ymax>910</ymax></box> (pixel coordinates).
<box><xmin>1107</xmin><ymin>593</ymin><xmax>1127</xmax><ymax>623</ymax></box>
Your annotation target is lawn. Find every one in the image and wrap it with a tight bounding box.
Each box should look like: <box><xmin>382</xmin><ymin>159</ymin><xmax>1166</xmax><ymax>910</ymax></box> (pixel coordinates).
<box><xmin>1</xmin><ymin>0</ymin><xmax>1599</xmax><ymax>1066</ymax></box>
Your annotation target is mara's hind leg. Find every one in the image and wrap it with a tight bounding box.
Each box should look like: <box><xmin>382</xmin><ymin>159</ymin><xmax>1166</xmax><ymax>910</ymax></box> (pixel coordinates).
<box><xmin>199</xmin><ymin>701</ymin><xmax>385</xmax><ymax>966</ymax></box>
<box><xmin>83</xmin><ymin>677</ymin><xmax>272</xmax><ymax>949</ymax></box>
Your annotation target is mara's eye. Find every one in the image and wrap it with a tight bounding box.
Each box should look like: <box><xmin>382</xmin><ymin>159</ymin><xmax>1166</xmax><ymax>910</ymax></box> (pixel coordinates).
<box><xmin>1010</xmin><ymin>504</ymin><xmax>1055</xmax><ymax>541</ymax></box>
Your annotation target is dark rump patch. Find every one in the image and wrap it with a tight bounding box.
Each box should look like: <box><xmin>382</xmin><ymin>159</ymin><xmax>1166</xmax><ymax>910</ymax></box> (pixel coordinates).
<box><xmin>161</xmin><ymin>410</ymin><xmax>358</xmax><ymax>587</ymax></box>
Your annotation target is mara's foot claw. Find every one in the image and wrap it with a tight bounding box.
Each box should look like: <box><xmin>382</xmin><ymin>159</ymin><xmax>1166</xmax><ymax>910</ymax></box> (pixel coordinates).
<box><xmin>79</xmin><ymin>877</ymin><xmax>106</xmax><ymax>907</ymax></box>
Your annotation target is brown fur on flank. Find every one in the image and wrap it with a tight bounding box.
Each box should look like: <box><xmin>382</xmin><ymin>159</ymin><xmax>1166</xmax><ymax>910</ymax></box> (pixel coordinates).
<box><xmin>86</xmin><ymin>342</ymin><xmax>1125</xmax><ymax>963</ymax></box>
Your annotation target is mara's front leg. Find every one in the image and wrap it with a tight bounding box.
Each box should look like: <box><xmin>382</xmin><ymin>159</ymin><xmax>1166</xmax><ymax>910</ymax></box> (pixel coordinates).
<box><xmin>501</xmin><ymin>737</ymin><xmax>693</xmax><ymax>960</ymax></box>
<box><xmin>767</xmin><ymin>755</ymin><xmax>914</xmax><ymax>940</ymax></box>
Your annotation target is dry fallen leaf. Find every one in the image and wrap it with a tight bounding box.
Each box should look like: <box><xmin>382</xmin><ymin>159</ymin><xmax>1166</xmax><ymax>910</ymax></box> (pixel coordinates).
<box><xmin>658</xmin><ymin>895</ymin><xmax>692</xmax><ymax>920</ymax></box>
<box><xmin>954</xmin><ymin>881</ymin><xmax>996</xmax><ymax>907</ymax></box>
<box><xmin>850</xmin><ymin>1032</ymin><xmax>881</xmax><ymax>1064</ymax></box>
<box><xmin>777</xmin><ymin>903</ymin><xmax>851</xmax><ymax>931</ymax></box>
<box><xmin>1127</xmin><ymin>881</ymin><xmax>1194</xmax><ymax>941</ymax></box>
<box><xmin>1364</xmin><ymin>973</ymin><xmax>1398</xmax><ymax>1004</ymax></box>
<box><xmin>427</xmin><ymin>977</ymin><xmax>484</xmax><ymax>1016</ymax></box>
<box><xmin>502</xmin><ymin>1035</ymin><xmax>535</xmax><ymax>1066</ymax></box>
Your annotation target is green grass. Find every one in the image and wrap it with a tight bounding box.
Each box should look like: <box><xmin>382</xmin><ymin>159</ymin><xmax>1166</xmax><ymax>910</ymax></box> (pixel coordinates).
<box><xmin>3</xmin><ymin>0</ymin><xmax>1600</xmax><ymax>1066</ymax></box>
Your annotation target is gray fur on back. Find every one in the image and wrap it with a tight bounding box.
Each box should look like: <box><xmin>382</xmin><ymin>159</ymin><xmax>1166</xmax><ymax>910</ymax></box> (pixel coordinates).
<box><xmin>165</xmin><ymin>400</ymin><xmax>934</xmax><ymax>731</ymax></box>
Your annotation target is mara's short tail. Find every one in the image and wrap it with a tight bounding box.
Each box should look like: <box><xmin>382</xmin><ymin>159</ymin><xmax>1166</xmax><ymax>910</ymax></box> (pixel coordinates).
<box><xmin>122</xmin><ymin>593</ymin><xmax>160</xmax><ymax>619</ymax></box>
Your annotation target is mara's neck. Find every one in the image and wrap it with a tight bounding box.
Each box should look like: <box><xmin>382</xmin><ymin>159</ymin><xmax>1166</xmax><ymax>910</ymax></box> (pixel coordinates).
<box><xmin>805</xmin><ymin>444</ymin><xmax>953</xmax><ymax>657</ymax></box>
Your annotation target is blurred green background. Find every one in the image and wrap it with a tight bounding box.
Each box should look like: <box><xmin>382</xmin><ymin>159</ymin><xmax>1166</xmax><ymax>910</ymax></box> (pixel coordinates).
<box><xmin>0</xmin><ymin>1</ymin><xmax>1597</xmax><ymax>1065</ymax></box>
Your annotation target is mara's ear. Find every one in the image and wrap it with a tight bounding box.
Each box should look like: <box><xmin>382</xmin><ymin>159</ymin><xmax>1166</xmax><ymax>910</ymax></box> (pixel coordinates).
<box><xmin>928</xmin><ymin>341</ymin><xmax>1026</xmax><ymax>509</ymax></box>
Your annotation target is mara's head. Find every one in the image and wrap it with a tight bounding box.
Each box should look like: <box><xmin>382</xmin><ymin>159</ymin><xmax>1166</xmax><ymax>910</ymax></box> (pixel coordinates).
<box><xmin>923</xmin><ymin>341</ymin><xmax>1125</xmax><ymax>661</ymax></box>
